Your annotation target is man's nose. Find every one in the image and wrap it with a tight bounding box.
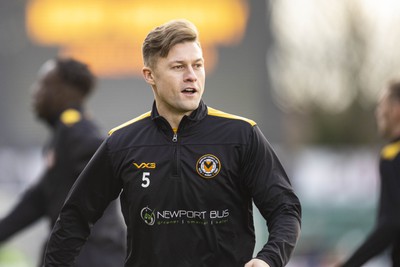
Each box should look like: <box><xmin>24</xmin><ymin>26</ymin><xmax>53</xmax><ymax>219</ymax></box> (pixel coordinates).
<box><xmin>184</xmin><ymin>66</ymin><xmax>197</xmax><ymax>82</ymax></box>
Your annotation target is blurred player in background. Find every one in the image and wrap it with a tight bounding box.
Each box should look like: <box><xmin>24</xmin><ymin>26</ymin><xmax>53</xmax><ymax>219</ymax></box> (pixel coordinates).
<box><xmin>0</xmin><ymin>57</ymin><xmax>126</xmax><ymax>267</ymax></box>
<box><xmin>339</xmin><ymin>79</ymin><xmax>400</xmax><ymax>266</ymax></box>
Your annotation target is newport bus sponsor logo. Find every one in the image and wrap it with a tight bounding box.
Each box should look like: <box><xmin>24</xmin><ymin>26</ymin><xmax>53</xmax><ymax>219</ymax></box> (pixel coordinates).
<box><xmin>140</xmin><ymin>206</ymin><xmax>230</xmax><ymax>226</ymax></box>
<box><xmin>140</xmin><ymin>207</ymin><xmax>155</xmax><ymax>226</ymax></box>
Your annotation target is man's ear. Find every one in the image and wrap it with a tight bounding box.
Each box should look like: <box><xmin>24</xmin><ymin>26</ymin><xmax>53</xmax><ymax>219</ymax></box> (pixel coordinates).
<box><xmin>142</xmin><ymin>67</ymin><xmax>155</xmax><ymax>85</ymax></box>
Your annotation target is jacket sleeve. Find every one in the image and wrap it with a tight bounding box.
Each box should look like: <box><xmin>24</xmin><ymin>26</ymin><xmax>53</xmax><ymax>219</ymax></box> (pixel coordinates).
<box><xmin>340</xmin><ymin>152</ymin><xmax>400</xmax><ymax>266</ymax></box>
<box><xmin>0</xmin><ymin>180</ymin><xmax>46</xmax><ymax>242</ymax></box>
<box><xmin>340</xmin><ymin>222</ymin><xmax>400</xmax><ymax>267</ymax></box>
<box><xmin>242</xmin><ymin>126</ymin><xmax>301</xmax><ymax>267</ymax></box>
<box><xmin>44</xmin><ymin>139</ymin><xmax>122</xmax><ymax>267</ymax></box>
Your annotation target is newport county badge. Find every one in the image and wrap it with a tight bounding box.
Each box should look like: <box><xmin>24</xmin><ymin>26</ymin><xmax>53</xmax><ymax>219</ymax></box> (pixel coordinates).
<box><xmin>196</xmin><ymin>154</ymin><xmax>221</xmax><ymax>179</ymax></box>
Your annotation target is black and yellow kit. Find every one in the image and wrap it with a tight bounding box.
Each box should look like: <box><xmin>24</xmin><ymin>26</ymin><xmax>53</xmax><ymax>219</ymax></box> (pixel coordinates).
<box><xmin>0</xmin><ymin>108</ymin><xmax>126</xmax><ymax>267</ymax></box>
<box><xmin>45</xmin><ymin>101</ymin><xmax>301</xmax><ymax>267</ymax></box>
<box><xmin>342</xmin><ymin>137</ymin><xmax>400</xmax><ymax>267</ymax></box>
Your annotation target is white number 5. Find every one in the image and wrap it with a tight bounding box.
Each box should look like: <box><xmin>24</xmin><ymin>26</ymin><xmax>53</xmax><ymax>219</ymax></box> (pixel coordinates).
<box><xmin>141</xmin><ymin>172</ymin><xmax>150</xmax><ymax>188</ymax></box>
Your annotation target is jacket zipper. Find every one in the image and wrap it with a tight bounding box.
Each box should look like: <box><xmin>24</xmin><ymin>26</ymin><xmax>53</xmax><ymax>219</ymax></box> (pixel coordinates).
<box><xmin>172</xmin><ymin>131</ymin><xmax>180</xmax><ymax>178</ymax></box>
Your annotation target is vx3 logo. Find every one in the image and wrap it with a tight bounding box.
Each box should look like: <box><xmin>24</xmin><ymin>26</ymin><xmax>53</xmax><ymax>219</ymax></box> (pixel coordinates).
<box><xmin>133</xmin><ymin>162</ymin><xmax>156</xmax><ymax>169</ymax></box>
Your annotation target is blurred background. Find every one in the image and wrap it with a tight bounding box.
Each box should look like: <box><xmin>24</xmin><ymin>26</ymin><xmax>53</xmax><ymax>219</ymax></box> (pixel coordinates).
<box><xmin>1</xmin><ymin>0</ymin><xmax>400</xmax><ymax>266</ymax></box>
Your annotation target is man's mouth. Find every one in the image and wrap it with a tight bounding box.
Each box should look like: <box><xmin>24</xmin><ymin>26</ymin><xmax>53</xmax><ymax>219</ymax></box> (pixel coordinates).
<box><xmin>182</xmin><ymin>88</ymin><xmax>197</xmax><ymax>94</ymax></box>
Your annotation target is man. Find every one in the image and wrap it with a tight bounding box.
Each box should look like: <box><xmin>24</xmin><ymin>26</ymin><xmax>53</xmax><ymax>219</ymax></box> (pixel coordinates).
<box><xmin>339</xmin><ymin>80</ymin><xmax>400</xmax><ymax>266</ymax></box>
<box><xmin>44</xmin><ymin>20</ymin><xmax>301</xmax><ymax>267</ymax></box>
<box><xmin>0</xmin><ymin>58</ymin><xmax>126</xmax><ymax>267</ymax></box>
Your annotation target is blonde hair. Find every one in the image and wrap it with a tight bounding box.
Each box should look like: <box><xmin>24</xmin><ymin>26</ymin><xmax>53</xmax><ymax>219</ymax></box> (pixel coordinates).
<box><xmin>142</xmin><ymin>19</ymin><xmax>200</xmax><ymax>68</ymax></box>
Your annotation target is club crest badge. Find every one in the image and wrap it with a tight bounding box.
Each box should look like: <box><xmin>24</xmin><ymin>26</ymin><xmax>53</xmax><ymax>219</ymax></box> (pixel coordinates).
<box><xmin>196</xmin><ymin>154</ymin><xmax>221</xmax><ymax>179</ymax></box>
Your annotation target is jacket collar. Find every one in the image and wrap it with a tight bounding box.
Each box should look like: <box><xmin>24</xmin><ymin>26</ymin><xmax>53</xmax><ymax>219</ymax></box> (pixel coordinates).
<box><xmin>389</xmin><ymin>136</ymin><xmax>400</xmax><ymax>143</ymax></box>
<box><xmin>151</xmin><ymin>100</ymin><xmax>208</xmax><ymax>122</ymax></box>
<box><xmin>47</xmin><ymin>106</ymin><xmax>84</xmax><ymax>128</ymax></box>
<box><xmin>151</xmin><ymin>100</ymin><xmax>207</xmax><ymax>133</ymax></box>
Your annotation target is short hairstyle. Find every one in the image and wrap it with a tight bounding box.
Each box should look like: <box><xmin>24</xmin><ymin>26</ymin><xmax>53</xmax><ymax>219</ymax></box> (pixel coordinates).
<box><xmin>142</xmin><ymin>19</ymin><xmax>200</xmax><ymax>68</ymax></box>
<box><xmin>387</xmin><ymin>79</ymin><xmax>400</xmax><ymax>102</ymax></box>
<box><xmin>54</xmin><ymin>57</ymin><xmax>96</xmax><ymax>97</ymax></box>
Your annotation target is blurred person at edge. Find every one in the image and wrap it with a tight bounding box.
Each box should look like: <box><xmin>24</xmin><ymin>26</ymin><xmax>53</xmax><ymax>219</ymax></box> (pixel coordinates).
<box><xmin>0</xmin><ymin>58</ymin><xmax>126</xmax><ymax>267</ymax></box>
<box><xmin>338</xmin><ymin>80</ymin><xmax>400</xmax><ymax>267</ymax></box>
<box><xmin>43</xmin><ymin>19</ymin><xmax>301</xmax><ymax>267</ymax></box>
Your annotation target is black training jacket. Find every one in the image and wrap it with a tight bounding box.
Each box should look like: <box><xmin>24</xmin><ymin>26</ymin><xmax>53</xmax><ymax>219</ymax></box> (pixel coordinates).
<box><xmin>45</xmin><ymin>101</ymin><xmax>301</xmax><ymax>267</ymax></box>
<box><xmin>0</xmin><ymin>108</ymin><xmax>126</xmax><ymax>267</ymax></box>
<box><xmin>341</xmin><ymin>137</ymin><xmax>400</xmax><ymax>267</ymax></box>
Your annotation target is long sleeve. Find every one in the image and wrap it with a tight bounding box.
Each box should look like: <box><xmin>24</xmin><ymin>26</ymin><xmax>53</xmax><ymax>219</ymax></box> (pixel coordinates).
<box><xmin>44</xmin><ymin>140</ymin><xmax>123</xmax><ymax>267</ymax></box>
<box><xmin>341</xmin><ymin>142</ymin><xmax>400</xmax><ymax>267</ymax></box>
<box><xmin>341</xmin><ymin>221</ymin><xmax>400</xmax><ymax>267</ymax></box>
<box><xmin>243</xmin><ymin>126</ymin><xmax>301</xmax><ymax>267</ymax></box>
<box><xmin>0</xmin><ymin>181</ymin><xmax>46</xmax><ymax>242</ymax></box>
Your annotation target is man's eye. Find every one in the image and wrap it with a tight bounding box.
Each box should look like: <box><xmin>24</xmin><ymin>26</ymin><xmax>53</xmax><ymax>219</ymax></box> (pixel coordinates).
<box><xmin>173</xmin><ymin>65</ymin><xmax>183</xmax><ymax>69</ymax></box>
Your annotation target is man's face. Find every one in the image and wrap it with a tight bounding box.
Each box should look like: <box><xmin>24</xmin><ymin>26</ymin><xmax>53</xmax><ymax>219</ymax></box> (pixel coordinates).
<box><xmin>31</xmin><ymin>60</ymin><xmax>62</xmax><ymax>121</ymax></box>
<box><xmin>376</xmin><ymin>89</ymin><xmax>400</xmax><ymax>139</ymax></box>
<box><xmin>147</xmin><ymin>41</ymin><xmax>205</xmax><ymax>118</ymax></box>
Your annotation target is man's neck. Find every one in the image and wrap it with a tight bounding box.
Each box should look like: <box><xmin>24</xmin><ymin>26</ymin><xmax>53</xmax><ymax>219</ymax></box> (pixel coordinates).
<box><xmin>155</xmin><ymin>104</ymin><xmax>193</xmax><ymax>129</ymax></box>
<box><xmin>161</xmin><ymin>113</ymin><xmax>185</xmax><ymax>129</ymax></box>
<box><xmin>390</xmin><ymin>125</ymin><xmax>400</xmax><ymax>141</ymax></box>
